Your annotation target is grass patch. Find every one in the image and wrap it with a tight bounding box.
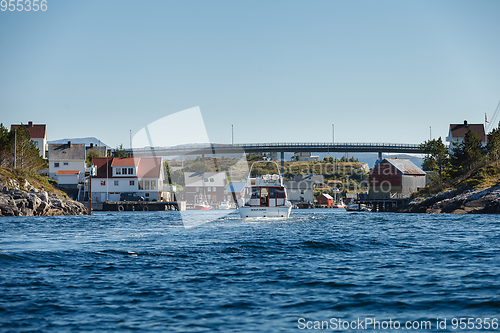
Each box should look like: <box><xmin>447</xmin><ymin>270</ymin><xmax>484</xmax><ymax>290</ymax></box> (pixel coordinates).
<box><xmin>413</xmin><ymin>162</ymin><xmax>500</xmax><ymax>199</ymax></box>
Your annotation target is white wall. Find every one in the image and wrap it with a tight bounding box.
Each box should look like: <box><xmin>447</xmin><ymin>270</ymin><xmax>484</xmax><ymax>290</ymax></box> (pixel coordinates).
<box><xmin>90</xmin><ymin>177</ymin><xmax>162</xmax><ymax>202</ymax></box>
<box><xmin>50</xmin><ymin>160</ymin><xmax>86</xmax><ymax>181</ymax></box>
<box><xmin>57</xmin><ymin>174</ymin><xmax>80</xmax><ymax>185</ymax></box>
<box><xmin>32</xmin><ymin>138</ymin><xmax>47</xmax><ymax>159</ymax></box>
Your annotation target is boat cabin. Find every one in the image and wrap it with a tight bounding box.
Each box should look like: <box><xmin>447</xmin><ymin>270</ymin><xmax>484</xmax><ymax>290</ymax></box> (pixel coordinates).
<box><xmin>244</xmin><ymin>174</ymin><xmax>288</xmax><ymax>207</ymax></box>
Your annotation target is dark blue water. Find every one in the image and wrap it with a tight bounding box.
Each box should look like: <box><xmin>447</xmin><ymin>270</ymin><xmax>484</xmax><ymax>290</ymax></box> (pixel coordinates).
<box><xmin>1</xmin><ymin>210</ymin><xmax>499</xmax><ymax>332</ymax></box>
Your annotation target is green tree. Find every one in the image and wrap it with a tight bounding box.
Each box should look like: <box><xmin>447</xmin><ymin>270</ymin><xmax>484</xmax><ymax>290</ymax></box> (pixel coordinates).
<box><xmin>0</xmin><ymin>123</ymin><xmax>12</xmax><ymax>167</ymax></box>
<box><xmin>450</xmin><ymin>131</ymin><xmax>486</xmax><ymax>174</ymax></box>
<box><xmin>419</xmin><ymin>137</ymin><xmax>449</xmax><ymax>177</ymax></box>
<box><xmin>487</xmin><ymin>122</ymin><xmax>500</xmax><ymax>165</ymax></box>
<box><xmin>0</xmin><ymin>124</ymin><xmax>45</xmax><ymax>173</ymax></box>
<box><xmin>112</xmin><ymin>144</ymin><xmax>127</xmax><ymax>158</ymax></box>
<box><xmin>86</xmin><ymin>149</ymin><xmax>104</xmax><ymax>167</ymax></box>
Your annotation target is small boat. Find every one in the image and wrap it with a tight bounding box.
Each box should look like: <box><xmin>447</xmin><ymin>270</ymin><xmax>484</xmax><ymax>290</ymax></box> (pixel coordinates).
<box><xmin>238</xmin><ymin>161</ymin><xmax>292</xmax><ymax>218</ymax></box>
<box><xmin>345</xmin><ymin>203</ymin><xmax>371</xmax><ymax>212</ymax></box>
<box><xmin>218</xmin><ymin>201</ymin><xmax>233</xmax><ymax>210</ymax></box>
<box><xmin>332</xmin><ymin>200</ymin><xmax>346</xmax><ymax>209</ymax></box>
<box><xmin>195</xmin><ymin>202</ymin><xmax>211</xmax><ymax>210</ymax></box>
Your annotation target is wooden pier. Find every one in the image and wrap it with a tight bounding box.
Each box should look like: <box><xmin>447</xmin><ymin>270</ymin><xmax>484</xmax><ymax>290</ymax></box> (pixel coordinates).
<box><xmin>87</xmin><ymin>201</ymin><xmax>186</xmax><ymax>212</ymax></box>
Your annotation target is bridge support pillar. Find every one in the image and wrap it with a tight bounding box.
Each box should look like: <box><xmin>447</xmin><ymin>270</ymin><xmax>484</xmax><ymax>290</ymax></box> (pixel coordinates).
<box><xmin>202</xmin><ymin>154</ymin><xmax>205</xmax><ymax>173</ymax></box>
<box><xmin>378</xmin><ymin>152</ymin><xmax>383</xmax><ymax>160</ymax></box>
<box><xmin>281</xmin><ymin>152</ymin><xmax>285</xmax><ymax>177</ymax></box>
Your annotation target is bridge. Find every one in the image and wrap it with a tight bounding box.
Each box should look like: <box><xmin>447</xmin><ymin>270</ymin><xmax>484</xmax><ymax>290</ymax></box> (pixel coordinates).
<box><xmin>127</xmin><ymin>142</ymin><xmax>423</xmax><ymax>158</ymax></box>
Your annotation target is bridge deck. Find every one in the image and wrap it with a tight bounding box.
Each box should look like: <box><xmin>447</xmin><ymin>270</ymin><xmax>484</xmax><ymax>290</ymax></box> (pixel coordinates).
<box><xmin>127</xmin><ymin>142</ymin><xmax>422</xmax><ymax>156</ymax></box>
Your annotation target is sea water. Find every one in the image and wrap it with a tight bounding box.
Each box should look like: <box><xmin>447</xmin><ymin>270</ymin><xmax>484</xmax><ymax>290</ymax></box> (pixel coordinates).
<box><xmin>1</xmin><ymin>210</ymin><xmax>499</xmax><ymax>332</ymax></box>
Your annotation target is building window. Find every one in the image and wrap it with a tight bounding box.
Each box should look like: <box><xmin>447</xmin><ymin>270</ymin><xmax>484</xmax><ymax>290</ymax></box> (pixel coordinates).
<box><xmin>63</xmin><ymin>162</ymin><xmax>68</xmax><ymax>166</ymax></box>
<box><xmin>145</xmin><ymin>180</ymin><xmax>150</xmax><ymax>190</ymax></box>
<box><xmin>34</xmin><ymin>141</ymin><xmax>38</xmax><ymax>146</ymax></box>
<box><xmin>210</xmin><ymin>178</ymin><xmax>214</xmax><ymax>182</ymax></box>
<box><xmin>145</xmin><ymin>193</ymin><xmax>149</xmax><ymax>197</ymax></box>
<box><xmin>204</xmin><ymin>178</ymin><xmax>209</xmax><ymax>182</ymax></box>
<box><xmin>213</xmin><ymin>187</ymin><xmax>216</xmax><ymax>192</ymax></box>
<box><xmin>195</xmin><ymin>187</ymin><xmax>199</xmax><ymax>192</ymax></box>
<box><xmin>130</xmin><ymin>180</ymin><xmax>134</xmax><ymax>186</ymax></box>
<box><xmin>122</xmin><ymin>168</ymin><xmax>127</xmax><ymax>175</ymax></box>
<box><xmin>101</xmin><ymin>180</ymin><xmax>106</xmax><ymax>186</ymax></box>
<box><xmin>138</xmin><ymin>180</ymin><xmax>144</xmax><ymax>190</ymax></box>
<box><xmin>208</xmin><ymin>187</ymin><xmax>211</xmax><ymax>192</ymax></box>
<box><xmin>114</xmin><ymin>181</ymin><xmax>119</xmax><ymax>186</ymax></box>
<box><xmin>116</xmin><ymin>168</ymin><xmax>121</xmax><ymax>175</ymax></box>
<box><xmin>151</xmin><ymin>181</ymin><xmax>156</xmax><ymax>190</ymax></box>
<box><xmin>54</xmin><ymin>162</ymin><xmax>59</xmax><ymax>168</ymax></box>
<box><xmin>128</xmin><ymin>168</ymin><xmax>133</xmax><ymax>175</ymax></box>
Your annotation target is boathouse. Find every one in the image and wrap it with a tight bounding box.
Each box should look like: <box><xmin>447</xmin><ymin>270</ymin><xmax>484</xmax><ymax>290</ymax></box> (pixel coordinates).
<box><xmin>368</xmin><ymin>159</ymin><xmax>426</xmax><ymax>200</ymax></box>
<box><xmin>316</xmin><ymin>193</ymin><xmax>334</xmax><ymax>207</ymax></box>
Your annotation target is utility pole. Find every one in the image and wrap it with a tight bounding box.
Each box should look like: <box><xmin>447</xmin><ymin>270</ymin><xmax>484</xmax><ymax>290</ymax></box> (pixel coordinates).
<box><xmin>89</xmin><ymin>165</ymin><xmax>92</xmax><ymax>215</ymax></box>
<box><xmin>14</xmin><ymin>129</ymin><xmax>16</xmax><ymax>169</ymax></box>
<box><xmin>332</xmin><ymin>124</ymin><xmax>334</xmax><ymax>145</ymax></box>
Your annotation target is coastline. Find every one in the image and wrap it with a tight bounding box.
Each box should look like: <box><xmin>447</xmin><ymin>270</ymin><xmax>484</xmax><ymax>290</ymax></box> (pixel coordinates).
<box><xmin>396</xmin><ymin>185</ymin><xmax>500</xmax><ymax>214</ymax></box>
<box><xmin>0</xmin><ymin>172</ymin><xmax>88</xmax><ymax>217</ymax></box>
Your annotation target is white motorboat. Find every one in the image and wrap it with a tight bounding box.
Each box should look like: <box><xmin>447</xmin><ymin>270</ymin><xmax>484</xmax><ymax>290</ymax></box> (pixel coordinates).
<box><xmin>238</xmin><ymin>161</ymin><xmax>292</xmax><ymax>218</ymax></box>
<box><xmin>345</xmin><ymin>203</ymin><xmax>371</xmax><ymax>212</ymax></box>
<box><xmin>218</xmin><ymin>201</ymin><xmax>233</xmax><ymax>210</ymax></box>
<box><xmin>332</xmin><ymin>200</ymin><xmax>346</xmax><ymax>209</ymax></box>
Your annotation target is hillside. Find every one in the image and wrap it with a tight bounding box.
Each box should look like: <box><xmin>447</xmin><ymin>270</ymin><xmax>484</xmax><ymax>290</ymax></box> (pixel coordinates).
<box><xmin>397</xmin><ymin>163</ymin><xmax>500</xmax><ymax>214</ymax></box>
<box><xmin>0</xmin><ymin>167</ymin><xmax>88</xmax><ymax>216</ymax></box>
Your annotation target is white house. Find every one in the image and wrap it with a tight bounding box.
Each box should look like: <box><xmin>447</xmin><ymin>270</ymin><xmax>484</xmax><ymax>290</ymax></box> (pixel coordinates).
<box><xmin>284</xmin><ymin>175</ymin><xmax>324</xmax><ymax>203</ymax></box>
<box><xmin>90</xmin><ymin>157</ymin><xmax>165</xmax><ymax>202</ymax></box>
<box><xmin>446</xmin><ymin>120</ymin><xmax>487</xmax><ymax>145</ymax></box>
<box><xmin>293</xmin><ymin>152</ymin><xmax>319</xmax><ymax>162</ymax></box>
<box><xmin>48</xmin><ymin>142</ymin><xmax>86</xmax><ymax>183</ymax></box>
<box><xmin>11</xmin><ymin>121</ymin><xmax>48</xmax><ymax>159</ymax></box>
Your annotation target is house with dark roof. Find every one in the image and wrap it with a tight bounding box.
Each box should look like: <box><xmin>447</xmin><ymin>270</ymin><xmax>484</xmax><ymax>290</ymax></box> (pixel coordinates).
<box><xmin>90</xmin><ymin>157</ymin><xmax>165</xmax><ymax>202</ymax></box>
<box><xmin>48</xmin><ymin>142</ymin><xmax>86</xmax><ymax>183</ymax></box>
<box><xmin>446</xmin><ymin>120</ymin><xmax>487</xmax><ymax>145</ymax></box>
<box><xmin>183</xmin><ymin>172</ymin><xmax>227</xmax><ymax>204</ymax></box>
<box><xmin>368</xmin><ymin>159</ymin><xmax>427</xmax><ymax>199</ymax></box>
<box><xmin>11</xmin><ymin>121</ymin><xmax>48</xmax><ymax>159</ymax></box>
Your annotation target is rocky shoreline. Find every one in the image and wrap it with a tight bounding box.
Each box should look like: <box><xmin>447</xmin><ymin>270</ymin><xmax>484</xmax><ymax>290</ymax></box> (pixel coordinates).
<box><xmin>396</xmin><ymin>185</ymin><xmax>500</xmax><ymax>214</ymax></box>
<box><xmin>0</xmin><ymin>179</ymin><xmax>88</xmax><ymax>217</ymax></box>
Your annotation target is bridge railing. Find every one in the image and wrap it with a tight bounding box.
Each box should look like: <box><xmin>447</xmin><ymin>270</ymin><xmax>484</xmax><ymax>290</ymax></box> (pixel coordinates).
<box><xmin>240</xmin><ymin>142</ymin><xmax>420</xmax><ymax>148</ymax></box>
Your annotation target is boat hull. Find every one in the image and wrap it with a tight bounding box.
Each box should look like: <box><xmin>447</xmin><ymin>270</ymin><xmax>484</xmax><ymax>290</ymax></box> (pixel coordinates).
<box><xmin>238</xmin><ymin>206</ymin><xmax>292</xmax><ymax>218</ymax></box>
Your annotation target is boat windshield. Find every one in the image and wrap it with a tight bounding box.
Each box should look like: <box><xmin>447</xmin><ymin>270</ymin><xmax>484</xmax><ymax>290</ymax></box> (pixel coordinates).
<box><xmin>251</xmin><ymin>187</ymin><xmax>260</xmax><ymax>198</ymax></box>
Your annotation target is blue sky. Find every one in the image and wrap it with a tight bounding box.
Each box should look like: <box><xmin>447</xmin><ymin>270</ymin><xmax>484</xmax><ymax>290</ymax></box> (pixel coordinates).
<box><xmin>1</xmin><ymin>0</ymin><xmax>500</xmax><ymax>148</ymax></box>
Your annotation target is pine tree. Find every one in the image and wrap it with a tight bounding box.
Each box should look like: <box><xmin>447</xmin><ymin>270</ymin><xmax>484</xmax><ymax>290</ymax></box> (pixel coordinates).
<box><xmin>450</xmin><ymin>131</ymin><xmax>485</xmax><ymax>174</ymax></box>
<box><xmin>487</xmin><ymin>122</ymin><xmax>500</xmax><ymax>166</ymax></box>
<box><xmin>419</xmin><ymin>137</ymin><xmax>449</xmax><ymax>177</ymax></box>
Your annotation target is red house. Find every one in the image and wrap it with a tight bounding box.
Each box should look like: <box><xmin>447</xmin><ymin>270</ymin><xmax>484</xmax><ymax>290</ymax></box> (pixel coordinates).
<box><xmin>316</xmin><ymin>193</ymin><xmax>334</xmax><ymax>207</ymax></box>
<box><xmin>369</xmin><ymin>159</ymin><xmax>427</xmax><ymax>199</ymax></box>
